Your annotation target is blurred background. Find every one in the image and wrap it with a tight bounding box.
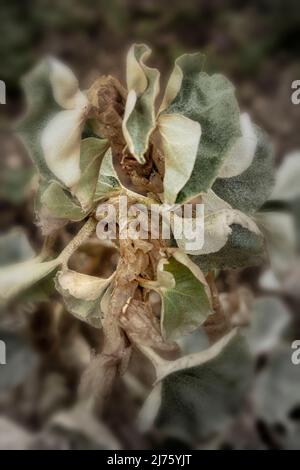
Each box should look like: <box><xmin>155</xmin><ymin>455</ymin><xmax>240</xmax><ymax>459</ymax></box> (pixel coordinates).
<box><xmin>0</xmin><ymin>0</ymin><xmax>300</xmax><ymax>450</ymax></box>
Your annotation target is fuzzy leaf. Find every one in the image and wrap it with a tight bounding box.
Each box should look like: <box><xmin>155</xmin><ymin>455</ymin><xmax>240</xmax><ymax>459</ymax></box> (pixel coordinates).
<box><xmin>41</xmin><ymin>181</ymin><xmax>86</xmax><ymax>221</ymax></box>
<box><xmin>194</xmin><ymin>223</ymin><xmax>265</xmax><ymax>272</ymax></box>
<box><xmin>155</xmin><ymin>334</ymin><xmax>253</xmax><ymax>443</ymax></box>
<box><xmin>159</xmin><ymin>52</ymin><xmax>206</xmax><ymax>113</ymax></box>
<box><xmin>213</xmin><ymin>126</ymin><xmax>274</xmax><ymax>213</ymax></box>
<box><xmin>122</xmin><ymin>44</ymin><xmax>160</xmax><ymax>163</ymax></box>
<box><xmin>184</xmin><ymin>209</ymin><xmax>260</xmax><ymax>256</ymax></box>
<box><xmin>75</xmin><ymin>137</ymin><xmax>109</xmax><ymax>210</ymax></box>
<box><xmin>157</xmin><ymin>113</ymin><xmax>201</xmax><ymax>204</ymax></box>
<box><xmin>94</xmin><ymin>149</ymin><xmax>121</xmax><ymax>201</ymax></box>
<box><xmin>157</xmin><ymin>251</ymin><xmax>212</xmax><ymax>340</ymax></box>
<box><xmin>161</xmin><ymin>54</ymin><xmax>241</xmax><ymax>203</ymax></box>
<box><xmin>56</xmin><ymin>270</ymin><xmax>114</xmax><ymax>328</ymax></box>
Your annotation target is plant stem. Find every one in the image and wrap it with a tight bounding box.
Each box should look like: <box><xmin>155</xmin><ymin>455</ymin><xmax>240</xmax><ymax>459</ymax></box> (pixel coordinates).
<box><xmin>58</xmin><ymin>217</ymin><xmax>97</xmax><ymax>266</ymax></box>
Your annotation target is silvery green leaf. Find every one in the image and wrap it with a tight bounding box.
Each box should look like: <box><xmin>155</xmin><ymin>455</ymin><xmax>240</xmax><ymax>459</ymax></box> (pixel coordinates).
<box><xmin>213</xmin><ymin>126</ymin><xmax>274</xmax><ymax>213</ymax></box>
<box><xmin>94</xmin><ymin>149</ymin><xmax>121</xmax><ymax>201</ymax></box>
<box><xmin>41</xmin><ymin>181</ymin><xmax>86</xmax><ymax>221</ymax></box>
<box><xmin>159</xmin><ymin>52</ymin><xmax>206</xmax><ymax>113</ymax></box>
<box><xmin>156</xmin><ymin>251</ymin><xmax>212</xmax><ymax>340</ymax></box>
<box><xmin>55</xmin><ymin>270</ymin><xmax>115</xmax><ymax>328</ymax></box>
<box><xmin>161</xmin><ymin>53</ymin><xmax>241</xmax><ymax>203</ymax></box>
<box><xmin>122</xmin><ymin>44</ymin><xmax>160</xmax><ymax>163</ymax></box>
<box><xmin>178</xmin><ymin>207</ymin><xmax>261</xmax><ymax>256</ymax></box>
<box><xmin>194</xmin><ymin>224</ymin><xmax>265</xmax><ymax>272</ymax></box>
<box><xmin>154</xmin><ymin>334</ymin><xmax>253</xmax><ymax>444</ymax></box>
<box><xmin>75</xmin><ymin>137</ymin><xmax>109</xmax><ymax>210</ymax></box>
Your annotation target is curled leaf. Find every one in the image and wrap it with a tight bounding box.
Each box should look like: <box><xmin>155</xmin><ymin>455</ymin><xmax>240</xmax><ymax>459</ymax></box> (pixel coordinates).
<box><xmin>213</xmin><ymin>126</ymin><xmax>274</xmax><ymax>213</ymax></box>
<box><xmin>48</xmin><ymin>57</ymin><xmax>87</xmax><ymax>110</ymax></box>
<box><xmin>122</xmin><ymin>44</ymin><xmax>160</xmax><ymax>163</ymax></box>
<box><xmin>94</xmin><ymin>149</ymin><xmax>121</xmax><ymax>201</ymax></box>
<box><xmin>186</xmin><ymin>209</ymin><xmax>261</xmax><ymax>256</ymax></box>
<box><xmin>194</xmin><ymin>223</ymin><xmax>265</xmax><ymax>272</ymax></box>
<box><xmin>161</xmin><ymin>53</ymin><xmax>241</xmax><ymax>203</ymax></box>
<box><xmin>56</xmin><ymin>270</ymin><xmax>115</xmax><ymax>328</ymax></box>
<box><xmin>157</xmin><ymin>113</ymin><xmax>201</xmax><ymax>204</ymax></box>
<box><xmin>159</xmin><ymin>52</ymin><xmax>205</xmax><ymax>113</ymax></box>
<box><xmin>75</xmin><ymin>137</ymin><xmax>109</xmax><ymax>210</ymax></box>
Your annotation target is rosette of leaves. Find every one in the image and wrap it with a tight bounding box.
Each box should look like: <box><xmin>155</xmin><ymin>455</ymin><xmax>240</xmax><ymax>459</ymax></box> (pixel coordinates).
<box><xmin>0</xmin><ymin>45</ymin><xmax>274</xmax><ymax>424</ymax></box>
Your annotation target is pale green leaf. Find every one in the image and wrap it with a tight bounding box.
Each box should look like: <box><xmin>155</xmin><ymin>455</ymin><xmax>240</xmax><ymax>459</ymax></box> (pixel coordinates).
<box><xmin>183</xmin><ymin>209</ymin><xmax>260</xmax><ymax>256</ymax></box>
<box><xmin>159</xmin><ymin>52</ymin><xmax>206</xmax><ymax>113</ymax></box>
<box><xmin>157</xmin><ymin>251</ymin><xmax>212</xmax><ymax>340</ymax></box>
<box><xmin>139</xmin><ymin>330</ymin><xmax>235</xmax><ymax>432</ymax></box>
<box><xmin>122</xmin><ymin>44</ymin><xmax>160</xmax><ymax>163</ymax></box>
<box><xmin>41</xmin><ymin>181</ymin><xmax>86</xmax><ymax>221</ymax></box>
<box><xmin>161</xmin><ymin>54</ymin><xmax>241</xmax><ymax>203</ymax></box>
<box><xmin>155</xmin><ymin>334</ymin><xmax>253</xmax><ymax>443</ymax></box>
<box><xmin>157</xmin><ymin>113</ymin><xmax>201</xmax><ymax>204</ymax></box>
<box><xmin>194</xmin><ymin>224</ymin><xmax>265</xmax><ymax>272</ymax></box>
<box><xmin>75</xmin><ymin>137</ymin><xmax>109</xmax><ymax>210</ymax></box>
<box><xmin>55</xmin><ymin>270</ymin><xmax>114</xmax><ymax>328</ymax></box>
<box><xmin>213</xmin><ymin>126</ymin><xmax>274</xmax><ymax>213</ymax></box>
<box><xmin>94</xmin><ymin>149</ymin><xmax>121</xmax><ymax>201</ymax></box>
